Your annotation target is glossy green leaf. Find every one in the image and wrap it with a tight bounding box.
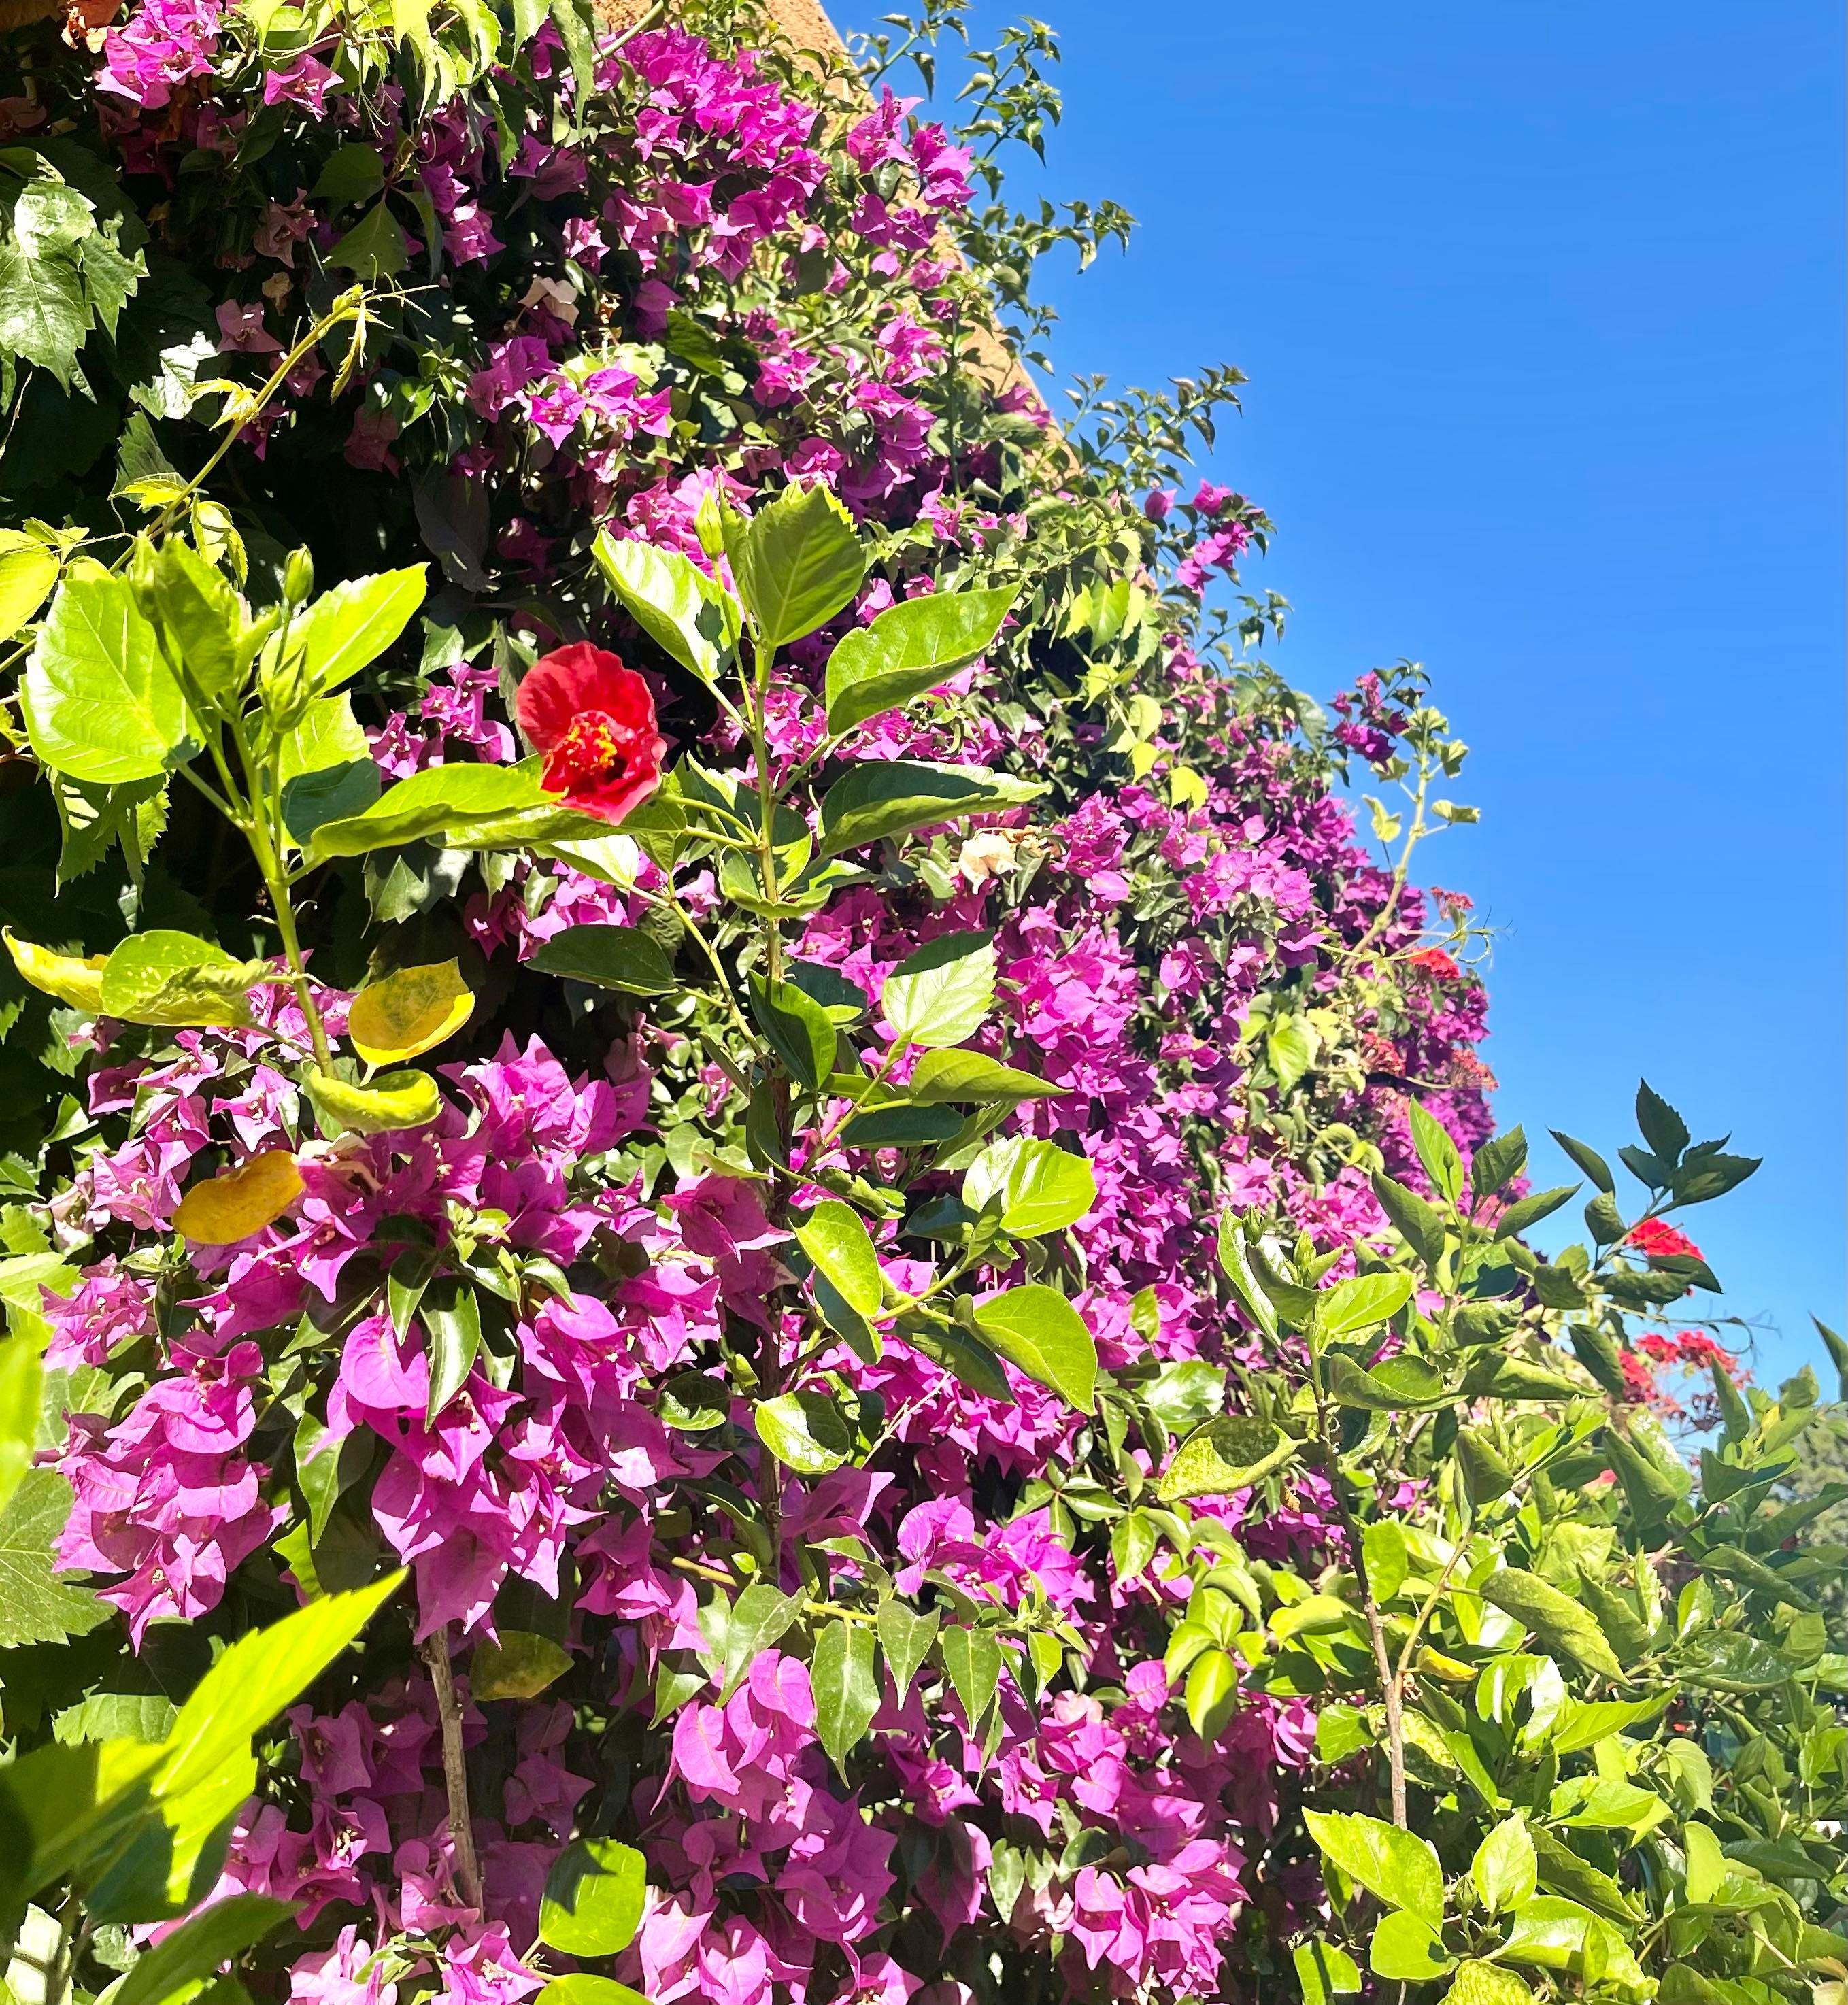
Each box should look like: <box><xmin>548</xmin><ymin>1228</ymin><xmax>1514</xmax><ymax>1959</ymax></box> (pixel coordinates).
<box><xmin>882</xmin><ymin>930</ymin><xmax>996</xmax><ymax>1049</ymax></box>
<box><xmin>531</xmin><ymin>922</ymin><xmax>678</xmax><ymax>995</ymax></box>
<box><xmin>1294</xmin><ymin>1941</ymin><xmax>1362</xmax><ymax>2005</ymax></box>
<box><xmin>938</xmin><ymin>1623</ymin><xmax>1001</xmax><ymax>1728</ymax></box>
<box><xmin>305</xmin><ymin>762</ymin><xmax>552</xmax><ymax>863</ymax></box>
<box><xmin>716</xmin><ymin>1585</ymin><xmax>799</xmax><ymax>1700</ymax></box>
<box><xmin>876</xmin><ymin>1599</ymin><xmax>939</xmax><ymax>1701</ymax></box>
<box><xmin>816</xmin><ymin>759</ymin><xmax>1044</xmax><ymax>858</ymax></box>
<box><xmin>24</xmin><ymin>568</ymin><xmax>190</xmax><ymax>784</ymax></box>
<box><xmin>1156</xmin><ymin>1415</ymin><xmax>1296</xmax><ymax>1502</ymax></box>
<box><xmin>824</xmin><ymin>584</ymin><xmax>1015</xmax><ymax>733</ymax></box>
<box><xmin>811</xmin><ymin>1619</ymin><xmax>879</xmax><ymax>1774</ymax></box>
<box><xmin>1451</xmin><ymin>1962</ymin><xmax>1538</xmax><ymax>2005</ymax></box>
<box><xmin>754</xmin><ymin>1388</ymin><xmax>853</xmax><ymax>1475</ymax></box>
<box><xmin>962</xmin><ymin>1134</ymin><xmax>1096</xmax><ymax>1237</ymax></box>
<box><xmin>1313</xmin><ymin>1270</ymin><xmax>1414</xmax><ymax>1341</ymax></box>
<box><xmin>1303</xmin><ymin>1808</ymin><xmax>1444</xmax><ymax>1925</ymax></box>
<box><xmin>592</xmin><ymin>530</ymin><xmax>738</xmax><ymax>683</ymax></box>
<box><xmin>1473</xmin><ymin>1815</ymin><xmax>1538</xmax><ymax>1915</ymax></box>
<box><xmin>422</xmin><ymin>1277</ymin><xmax>481</xmax><ymax>1421</ymax></box>
<box><xmin>1326</xmin><ymin>1353</ymin><xmax>1452</xmax><ymax>1411</ymax></box>
<box><xmin>1479</xmin><ymin>1568</ymin><xmax>1626</xmax><ymax>1682</ymax></box>
<box><xmin>794</xmin><ymin>1200</ymin><xmax>884</xmax><ymax>1317</ymax></box>
<box><xmin>973</xmin><ymin>1285</ymin><xmax>1097</xmax><ymax>1411</ymax></box>
<box><xmin>723</xmin><ymin>481</ymin><xmax>864</xmax><ymax>647</ymax></box>
<box><xmin>99</xmin><ymin>930</ymin><xmax>265</xmax><ymax>1029</ymax></box>
<box><xmin>748</xmin><ymin>973</ymin><xmax>835</xmax><ymax>1091</ymax></box>
<box><xmin>1371</xmin><ymin>1910</ymin><xmax>1454</xmax><ymax>1981</ymax></box>
<box><xmin>0</xmin><ymin>531</ymin><xmax>61</xmax><ymax>643</ymax></box>
<box><xmin>905</xmin><ymin>1048</ymin><xmax>1063</xmax><ymax>1105</ymax></box>
<box><xmin>144</xmin><ymin>537</ymin><xmax>242</xmax><ymax>709</ymax></box>
<box><xmin>1407</xmin><ymin>1098</ymin><xmax>1464</xmax><ymax>1203</ymax></box>
<box><xmin>1185</xmin><ymin>1646</ymin><xmax>1237</xmax><ymax>1740</ymax></box>
<box><xmin>539</xmin><ymin>1838</ymin><xmax>647</xmax><ymax>1957</ymax></box>
<box><xmin>114</xmin><ymin>1893</ymin><xmax>297</xmax><ymax>2005</ymax></box>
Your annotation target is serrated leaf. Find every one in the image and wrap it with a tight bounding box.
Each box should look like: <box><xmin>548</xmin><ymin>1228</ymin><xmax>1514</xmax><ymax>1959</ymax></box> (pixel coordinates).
<box><xmin>0</xmin><ymin>1468</ymin><xmax>113</xmax><ymax>1648</ymax></box>
<box><xmin>24</xmin><ymin>569</ymin><xmax>191</xmax><ymax>786</ymax></box>
<box><xmin>723</xmin><ymin>482</ymin><xmax>864</xmax><ymax>648</ymax></box>
<box><xmin>592</xmin><ymin>531</ymin><xmax>737</xmax><ymax>684</ymax></box>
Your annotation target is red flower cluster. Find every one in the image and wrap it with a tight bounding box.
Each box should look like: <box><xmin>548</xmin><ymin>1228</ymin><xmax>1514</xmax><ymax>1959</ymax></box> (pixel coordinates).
<box><xmin>516</xmin><ymin>643</ymin><xmax>666</xmax><ymax>824</ymax></box>
<box><xmin>1625</xmin><ymin>1217</ymin><xmax>1702</xmax><ymax>1262</ymax></box>
<box><xmin>1407</xmin><ymin>946</ymin><xmax>1461</xmax><ymax>979</ymax></box>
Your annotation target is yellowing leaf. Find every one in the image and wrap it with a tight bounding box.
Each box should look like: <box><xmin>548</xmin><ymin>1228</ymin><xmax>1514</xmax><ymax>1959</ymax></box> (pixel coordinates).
<box><xmin>307</xmin><ymin>1066</ymin><xmax>442</xmax><ymax>1136</ymax></box>
<box><xmin>4</xmin><ymin>929</ymin><xmax>109</xmax><ymax>1012</ymax></box>
<box><xmin>347</xmin><ymin>960</ymin><xmax>473</xmax><ymax>1066</ymax></box>
<box><xmin>173</xmin><ymin>1151</ymin><xmax>304</xmax><ymax>1245</ymax></box>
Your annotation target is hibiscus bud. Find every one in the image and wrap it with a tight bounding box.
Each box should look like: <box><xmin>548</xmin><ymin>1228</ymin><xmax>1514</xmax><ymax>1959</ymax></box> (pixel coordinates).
<box><xmin>283</xmin><ymin>546</ymin><xmax>315</xmax><ymax>608</ymax></box>
<box><xmin>694</xmin><ymin>490</ymin><xmax>726</xmax><ymax>560</ymax></box>
<box><xmin>257</xmin><ymin>643</ymin><xmax>314</xmax><ymax>732</ymax></box>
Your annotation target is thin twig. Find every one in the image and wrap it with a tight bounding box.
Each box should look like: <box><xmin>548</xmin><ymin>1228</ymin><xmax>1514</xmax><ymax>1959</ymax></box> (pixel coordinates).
<box><xmin>420</xmin><ymin>1628</ymin><xmax>484</xmax><ymax>1910</ymax></box>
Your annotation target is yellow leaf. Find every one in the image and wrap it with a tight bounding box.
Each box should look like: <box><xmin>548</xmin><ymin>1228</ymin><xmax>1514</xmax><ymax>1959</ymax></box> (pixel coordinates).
<box><xmin>4</xmin><ymin>929</ymin><xmax>110</xmax><ymax>1013</ymax></box>
<box><xmin>307</xmin><ymin>1066</ymin><xmax>442</xmax><ymax>1136</ymax></box>
<box><xmin>347</xmin><ymin>960</ymin><xmax>473</xmax><ymax>1066</ymax></box>
<box><xmin>173</xmin><ymin>1151</ymin><xmax>304</xmax><ymax>1245</ymax></box>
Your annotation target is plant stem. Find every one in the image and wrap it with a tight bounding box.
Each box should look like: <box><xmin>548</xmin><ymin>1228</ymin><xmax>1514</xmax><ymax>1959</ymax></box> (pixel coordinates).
<box><xmin>421</xmin><ymin>1627</ymin><xmax>484</xmax><ymax>1911</ymax></box>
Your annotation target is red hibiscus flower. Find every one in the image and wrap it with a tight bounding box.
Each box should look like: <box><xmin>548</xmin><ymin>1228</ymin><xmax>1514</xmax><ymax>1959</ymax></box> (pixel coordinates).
<box><xmin>516</xmin><ymin>643</ymin><xmax>666</xmax><ymax>824</ymax></box>
<box><xmin>1624</xmin><ymin>1217</ymin><xmax>1702</xmax><ymax>1262</ymax></box>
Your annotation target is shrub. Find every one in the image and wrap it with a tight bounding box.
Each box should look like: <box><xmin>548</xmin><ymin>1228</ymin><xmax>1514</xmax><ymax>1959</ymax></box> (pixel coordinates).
<box><xmin>0</xmin><ymin>4</ymin><xmax>1838</xmax><ymax>2005</ymax></box>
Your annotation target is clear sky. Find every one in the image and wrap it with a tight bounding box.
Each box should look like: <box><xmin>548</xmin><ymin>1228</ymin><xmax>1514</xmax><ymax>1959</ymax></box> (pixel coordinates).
<box><xmin>841</xmin><ymin>0</ymin><xmax>1846</xmax><ymax>1385</ymax></box>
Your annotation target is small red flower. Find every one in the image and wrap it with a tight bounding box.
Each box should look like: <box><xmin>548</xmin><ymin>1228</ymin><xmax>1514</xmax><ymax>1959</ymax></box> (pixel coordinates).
<box><xmin>516</xmin><ymin>643</ymin><xmax>666</xmax><ymax>825</ymax></box>
<box><xmin>1407</xmin><ymin>947</ymin><xmax>1460</xmax><ymax>979</ymax></box>
<box><xmin>1624</xmin><ymin>1217</ymin><xmax>1702</xmax><ymax>1262</ymax></box>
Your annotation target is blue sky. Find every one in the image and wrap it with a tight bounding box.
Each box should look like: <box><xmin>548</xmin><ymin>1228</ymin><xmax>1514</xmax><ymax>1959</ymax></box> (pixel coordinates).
<box><xmin>843</xmin><ymin>0</ymin><xmax>1846</xmax><ymax>1384</ymax></box>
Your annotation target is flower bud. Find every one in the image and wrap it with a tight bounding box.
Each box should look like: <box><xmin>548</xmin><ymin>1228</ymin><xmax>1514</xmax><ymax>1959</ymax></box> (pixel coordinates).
<box><xmin>256</xmin><ymin>644</ymin><xmax>314</xmax><ymax>733</ymax></box>
<box><xmin>694</xmin><ymin>490</ymin><xmax>727</xmax><ymax>561</ymax></box>
<box><xmin>283</xmin><ymin>547</ymin><xmax>314</xmax><ymax>608</ymax></box>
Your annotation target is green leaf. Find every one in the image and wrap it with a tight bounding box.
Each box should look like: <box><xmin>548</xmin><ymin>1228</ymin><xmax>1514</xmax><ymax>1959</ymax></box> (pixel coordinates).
<box><xmin>1548</xmin><ymin>1696</ymin><xmax>1668</xmax><ymax>1755</ymax></box>
<box><xmin>898</xmin><ymin>1313</ymin><xmax>1015</xmax><ymax>1404</ymax></box>
<box><xmin>748</xmin><ymin>974</ymin><xmax>836</xmax><ymax>1092</ymax></box>
<box><xmin>0</xmin><ymin>530</ymin><xmax>61</xmax><ymax>643</ymax></box>
<box><xmin>1371</xmin><ymin>1910</ymin><xmax>1454</xmax><ymax>1982</ymax></box>
<box><xmin>53</xmin><ymin>1693</ymin><xmax>177</xmax><ymax>1746</ymax></box>
<box><xmin>1675</xmin><ymin>1630</ymin><xmax>1794</xmax><ymax>1692</ymax></box>
<box><xmin>906</xmin><ymin>1048</ymin><xmax>1063</xmax><ymax>1105</ymax></box>
<box><xmin>114</xmin><ymin>1893</ymin><xmax>297</xmax><ymax>2005</ymax></box>
<box><xmin>306</xmin><ymin>1068</ymin><xmax>441</xmax><ymax>1137</ymax></box>
<box><xmin>876</xmin><ymin>1599</ymin><xmax>939</xmax><ymax>1700</ymax></box>
<box><xmin>539</xmin><ymin>1838</ymin><xmax>647</xmax><ymax>1957</ymax></box>
<box><xmin>1363</xmin><ymin>1519</ymin><xmax>1410</xmax><ymax>1602</ymax></box>
<box><xmin>1634</xmin><ymin>1080</ymin><xmax>1690</xmax><ymax>1163</ymax></box>
<box><xmin>938</xmin><ymin>1623</ymin><xmax>1001</xmax><ymax>1727</ymax></box>
<box><xmin>1479</xmin><ymin>1568</ymin><xmax>1626</xmax><ymax>1681</ymax></box>
<box><xmin>1372</xmin><ymin>1172</ymin><xmax>1449</xmax><ymax>1267</ymax></box>
<box><xmin>23</xmin><ymin>568</ymin><xmax>190</xmax><ymax>785</ymax></box>
<box><xmin>973</xmin><ymin>1285</ymin><xmax>1097</xmax><ymax>1411</ymax></box>
<box><xmin>278</xmin><ymin>692</ymin><xmax>370</xmax><ymax>788</ymax></box>
<box><xmin>824</xmin><ymin>585</ymin><xmax>1015</xmax><ymax>734</ymax></box>
<box><xmin>1472</xmin><ymin>1815</ymin><xmax>1537</xmax><ymax>1915</ymax></box>
<box><xmin>794</xmin><ymin>1200</ymin><xmax>884</xmax><ymax>1318</ymax></box>
<box><xmin>754</xmin><ymin>1389</ymin><xmax>853</xmax><ymax>1475</ymax></box>
<box><xmin>1471</xmin><ymin>1127</ymin><xmax>1529</xmax><ymax>1198</ymax></box>
<box><xmin>1408</xmin><ymin>1099</ymin><xmax>1464</xmax><ymax>1203</ymax></box>
<box><xmin>0</xmin><ymin>1467</ymin><xmax>112</xmax><ymax>1648</ymax></box>
<box><xmin>99</xmin><ymin>930</ymin><xmax>265</xmax><ymax>1030</ymax></box>
<box><xmin>962</xmin><ymin>1135</ymin><xmax>1096</xmax><ymax>1238</ymax></box>
<box><xmin>816</xmin><ymin>759</ymin><xmax>1044</xmax><ymax>858</ymax></box>
<box><xmin>422</xmin><ymin>1278</ymin><xmax>481</xmax><ymax>1421</ymax></box>
<box><xmin>1494</xmin><ymin>1896</ymin><xmax>1608</xmax><ymax>1974</ymax></box>
<box><xmin>724</xmin><ymin>482</ymin><xmax>864</xmax><ymax>648</ymax></box>
<box><xmin>1313</xmin><ymin>1271</ymin><xmax>1414</xmax><ymax>1341</ymax></box>
<box><xmin>592</xmin><ymin>531</ymin><xmax>738</xmax><ymax>684</ymax></box>
<box><xmin>330</xmin><ymin>199</ymin><xmax>408</xmax><ymax>282</ymax></box>
<box><xmin>305</xmin><ymin>762</ymin><xmax>552</xmax><ymax>862</ymax></box>
<box><xmin>1451</xmin><ymin>1961</ymin><xmax>1537</xmax><ymax>2005</ymax></box>
<box><xmin>289</xmin><ymin>568</ymin><xmax>426</xmax><ymax>694</ymax></box>
<box><xmin>159</xmin><ymin>1573</ymin><xmax>403</xmax><ymax>1799</ymax></box>
<box><xmin>1303</xmin><ymin>1808</ymin><xmax>1444</xmax><ymax>1925</ymax></box>
<box><xmin>1266</xmin><ymin>1014</ymin><xmax>1321</xmax><ymax>1094</ymax></box>
<box><xmin>537</xmin><ymin>1981</ymin><xmax>648</xmax><ymax>2005</ymax></box>
<box><xmin>1216</xmin><ymin>1220</ymin><xmax>1278</xmax><ymax>1340</ymax></box>
<box><xmin>717</xmin><ymin>1584</ymin><xmax>798</xmax><ymax>1700</ymax></box>
<box><xmin>531</xmin><ymin>922</ymin><xmax>678</xmax><ymax>995</ymax></box>
<box><xmin>282</xmin><ymin>757</ymin><xmax>380</xmax><ymax>843</ymax></box>
<box><xmin>1492</xmin><ymin>1185</ymin><xmax>1579</xmax><ymax>1241</ymax></box>
<box><xmin>1156</xmin><ymin>1415</ymin><xmax>1296</xmax><ymax>1502</ymax></box>
<box><xmin>1549</xmin><ymin>1129</ymin><xmax>1615</xmax><ymax>1194</ymax></box>
<box><xmin>839</xmin><ymin>1102</ymin><xmax>962</xmax><ymax>1147</ymax></box>
<box><xmin>0</xmin><ymin>173</ymin><xmax>105</xmax><ymax>386</ymax></box>
<box><xmin>146</xmin><ymin>539</ymin><xmax>241</xmax><ymax>710</ymax></box>
<box><xmin>1326</xmin><ymin>1353</ymin><xmax>1452</xmax><ymax>1411</ymax></box>
<box><xmin>882</xmin><ymin>930</ymin><xmax>996</xmax><ymax>1049</ymax></box>
<box><xmin>310</xmin><ymin>142</ymin><xmax>385</xmax><ymax>205</ymax></box>
<box><xmin>1294</xmin><ymin>1940</ymin><xmax>1363</xmax><ymax>2005</ymax></box>
<box><xmin>811</xmin><ymin>1619</ymin><xmax>879</xmax><ymax>1774</ymax></box>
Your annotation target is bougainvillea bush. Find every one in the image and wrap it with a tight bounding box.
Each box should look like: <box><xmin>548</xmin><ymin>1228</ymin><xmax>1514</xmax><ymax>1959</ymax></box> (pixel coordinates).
<box><xmin>0</xmin><ymin>4</ymin><xmax>1841</xmax><ymax>2005</ymax></box>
